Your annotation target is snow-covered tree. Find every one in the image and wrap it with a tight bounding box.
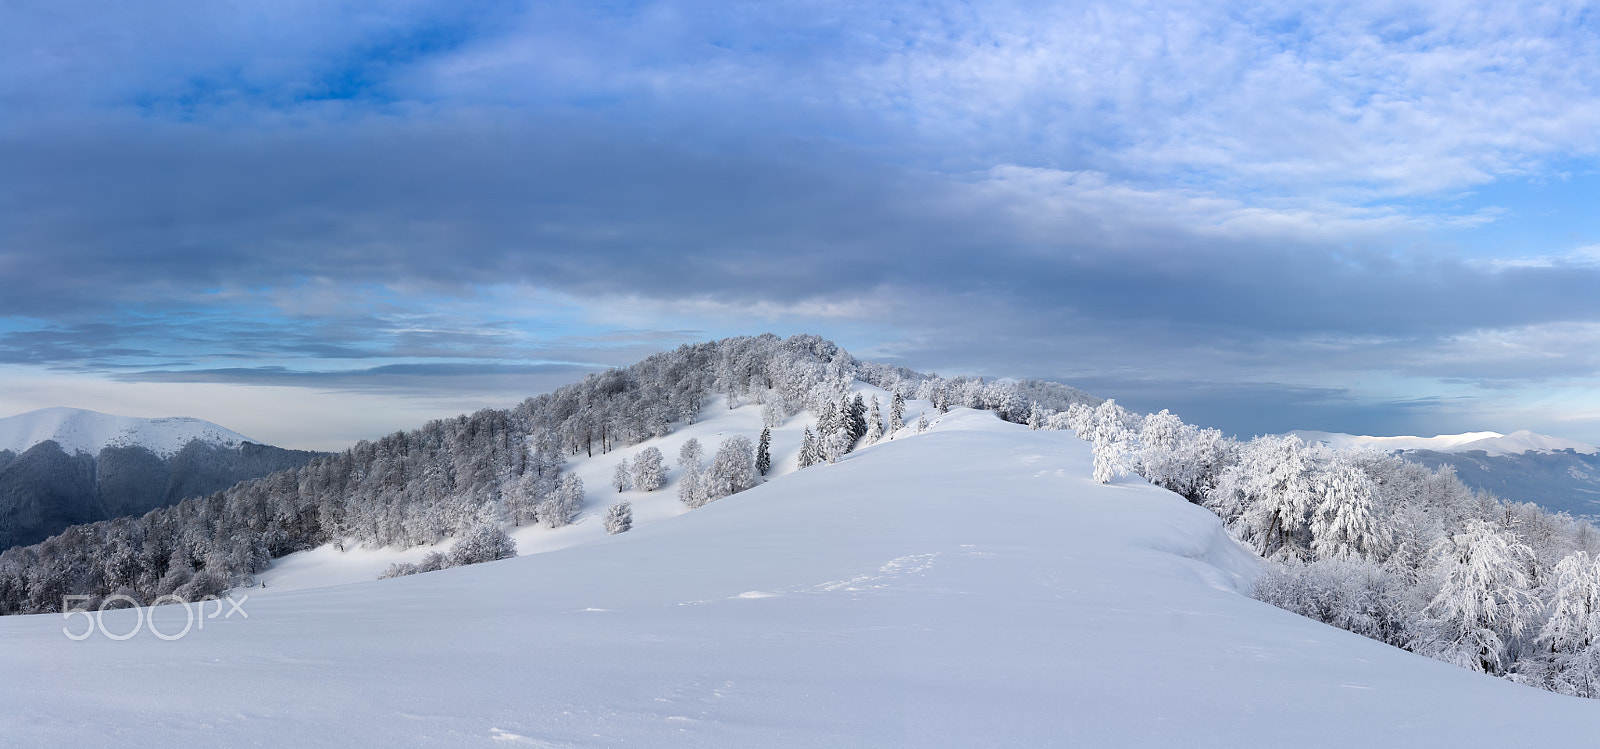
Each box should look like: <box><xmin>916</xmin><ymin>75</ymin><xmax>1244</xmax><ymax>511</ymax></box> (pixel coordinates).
<box><xmin>677</xmin><ymin>438</ymin><xmax>708</xmax><ymax>507</ymax></box>
<box><xmin>846</xmin><ymin>393</ymin><xmax>867</xmax><ymax>445</ymax></box>
<box><xmin>1084</xmin><ymin>400</ymin><xmax>1139</xmax><ymax>485</ymax></box>
<box><xmin>865</xmin><ymin>396</ymin><xmax>884</xmax><ymax>444</ymax></box>
<box><xmin>611</xmin><ymin>459</ymin><xmax>633</xmax><ymax>493</ymax></box>
<box><xmin>1414</xmin><ymin>520</ymin><xmax>1540</xmax><ymax>674</ymax></box>
<box><xmin>1311</xmin><ymin>453</ymin><xmax>1389</xmax><ymax>560</ymax></box>
<box><xmin>756</xmin><ymin>427</ymin><xmax>771</xmax><ymax>476</ymax></box>
<box><xmin>448</xmin><ymin>523</ymin><xmax>517</xmax><ymax>566</ymax></box>
<box><xmin>823</xmin><ymin>428</ymin><xmax>851</xmax><ymax>463</ymax></box>
<box><xmin>705</xmin><ymin>435</ymin><xmax>757</xmax><ymax>501</ymax></box>
<box><xmin>603</xmin><ymin>501</ymin><xmax>633</xmax><ymax>535</ymax></box>
<box><xmin>1210</xmin><ymin>435</ymin><xmax>1318</xmax><ymax>558</ymax></box>
<box><xmin>889</xmin><ymin>392</ymin><xmax>906</xmax><ymax>438</ymax></box>
<box><xmin>1533</xmin><ymin>552</ymin><xmax>1600</xmax><ymax>696</ymax></box>
<box><xmin>632</xmin><ymin>447</ymin><xmax>665</xmax><ymax>492</ymax></box>
<box><xmin>761</xmin><ymin>397</ymin><xmax>786</xmax><ymax>428</ymax></box>
<box><xmin>678</xmin><ymin>438</ymin><xmax>702</xmax><ymax>471</ymax></box>
<box><xmin>916</xmin><ymin>413</ymin><xmax>930</xmax><ymax>433</ymax></box>
<box><xmin>798</xmin><ymin>426</ymin><xmax>818</xmax><ymax>469</ymax></box>
<box><xmin>540</xmin><ymin>474</ymin><xmax>584</xmax><ymax>528</ymax></box>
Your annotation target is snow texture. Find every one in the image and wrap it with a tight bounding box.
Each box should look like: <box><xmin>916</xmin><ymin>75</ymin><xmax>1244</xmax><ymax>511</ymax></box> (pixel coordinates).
<box><xmin>3</xmin><ymin>399</ymin><xmax>1599</xmax><ymax>746</ymax></box>
<box><xmin>0</xmin><ymin>406</ymin><xmax>256</xmax><ymax>458</ymax></box>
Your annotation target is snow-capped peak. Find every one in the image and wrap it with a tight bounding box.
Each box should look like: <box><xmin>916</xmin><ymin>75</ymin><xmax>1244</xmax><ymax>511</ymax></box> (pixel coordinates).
<box><xmin>0</xmin><ymin>407</ymin><xmax>257</xmax><ymax>459</ymax></box>
<box><xmin>1289</xmin><ymin>428</ymin><xmax>1599</xmax><ymax>457</ymax></box>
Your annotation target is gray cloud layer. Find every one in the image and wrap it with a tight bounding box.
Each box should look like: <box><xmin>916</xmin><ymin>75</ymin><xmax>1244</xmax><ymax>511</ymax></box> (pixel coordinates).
<box><xmin>4</xmin><ymin>0</ymin><xmax>1600</xmax><ymax>441</ymax></box>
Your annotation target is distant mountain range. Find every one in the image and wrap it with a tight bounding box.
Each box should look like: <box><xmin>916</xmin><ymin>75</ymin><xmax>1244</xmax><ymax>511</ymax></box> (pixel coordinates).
<box><xmin>1291</xmin><ymin>429</ymin><xmax>1600</xmax><ymax>520</ymax></box>
<box><xmin>0</xmin><ymin>408</ymin><xmax>321</xmax><ymax>549</ymax></box>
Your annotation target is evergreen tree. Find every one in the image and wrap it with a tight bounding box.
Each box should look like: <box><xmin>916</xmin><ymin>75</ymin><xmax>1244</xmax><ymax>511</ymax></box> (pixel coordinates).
<box><xmin>865</xmin><ymin>396</ymin><xmax>884</xmax><ymax>444</ymax></box>
<box><xmin>847</xmin><ymin>393</ymin><xmax>867</xmax><ymax>443</ymax></box>
<box><xmin>756</xmin><ymin>427</ymin><xmax>771</xmax><ymax>476</ymax></box>
<box><xmin>798</xmin><ymin>426</ymin><xmax>817</xmax><ymax>469</ymax></box>
<box><xmin>916</xmin><ymin>413</ymin><xmax>929</xmax><ymax>433</ymax></box>
<box><xmin>889</xmin><ymin>392</ymin><xmax>906</xmax><ymax>438</ymax></box>
<box><xmin>603</xmin><ymin>501</ymin><xmax>633</xmax><ymax>535</ymax></box>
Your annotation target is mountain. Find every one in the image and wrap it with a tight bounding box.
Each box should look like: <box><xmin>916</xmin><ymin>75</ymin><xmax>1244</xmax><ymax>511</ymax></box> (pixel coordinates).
<box><xmin>0</xmin><ymin>406</ymin><xmax>256</xmax><ymax>458</ymax></box>
<box><xmin>0</xmin><ymin>408</ymin><xmax>321</xmax><ymax>549</ymax></box>
<box><xmin>4</xmin><ymin>402</ymin><xmax>1598</xmax><ymax>745</ymax></box>
<box><xmin>1291</xmin><ymin>428</ymin><xmax>1600</xmax><ymax>520</ymax></box>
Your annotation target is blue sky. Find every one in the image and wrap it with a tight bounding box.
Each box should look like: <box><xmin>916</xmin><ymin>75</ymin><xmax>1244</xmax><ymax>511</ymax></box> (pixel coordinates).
<box><xmin>3</xmin><ymin>0</ymin><xmax>1600</xmax><ymax>450</ymax></box>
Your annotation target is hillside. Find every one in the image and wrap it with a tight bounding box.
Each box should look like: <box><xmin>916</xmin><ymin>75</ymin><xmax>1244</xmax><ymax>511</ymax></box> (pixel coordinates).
<box><xmin>0</xmin><ymin>408</ymin><xmax>321</xmax><ymax>549</ymax></box>
<box><xmin>4</xmin><ymin>403</ymin><xmax>1598</xmax><ymax>746</ymax></box>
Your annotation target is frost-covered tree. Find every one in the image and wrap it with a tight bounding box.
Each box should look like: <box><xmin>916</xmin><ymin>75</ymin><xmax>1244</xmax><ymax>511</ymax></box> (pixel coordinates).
<box><xmin>916</xmin><ymin>413</ymin><xmax>929</xmax><ymax>433</ymax></box>
<box><xmin>865</xmin><ymin>396</ymin><xmax>884</xmax><ymax>444</ymax></box>
<box><xmin>611</xmin><ymin>459</ymin><xmax>633</xmax><ymax>493</ymax></box>
<box><xmin>604</xmin><ymin>501</ymin><xmax>633</xmax><ymax>535</ymax></box>
<box><xmin>1084</xmin><ymin>400</ymin><xmax>1139</xmax><ymax>485</ymax></box>
<box><xmin>632</xmin><ymin>447</ymin><xmax>665</xmax><ymax>492</ymax></box>
<box><xmin>540</xmin><ymin>474</ymin><xmax>584</xmax><ymax>528</ymax></box>
<box><xmin>823</xmin><ymin>428</ymin><xmax>852</xmax><ymax>464</ymax></box>
<box><xmin>1413</xmin><ymin>520</ymin><xmax>1540</xmax><ymax>674</ymax></box>
<box><xmin>815</xmin><ymin>402</ymin><xmax>840</xmax><ymax>443</ymax></box>
<box><xmin>1311</xmin><ymin>453</ymin><xmax>1389</xmax><ymax>560</ymax></box>
<box><xmin>761</xmin><ymin>397</ymin><xmax>786</xmax><ymax>428</ymax></box>
<box><xmin>705</xmin><ymin>435</ymin><xmax>756</xmax><ymax>502</ymax></box>
<box><xmin>798</xmin><ymin>426</ymin><xmax>818</xmax><ymax>469</ymax></box>
<box><xmin>846</xmin><ymin>394</ymin><xmax>867</xmax><ymax>445</ymax></box>
<box><xmin>1210</xmin><ymin>435</ymin><xmax>1318</xmax><ymax>558</ymax></box>
<box><xmin>448</xmin><ymin>523</ymin><xmax>517</xmax><ymax>566</ymax></box>
<box><xmin>1532</xmin><ymin>552</ymin><xmax>1600</xmax><ymax>696</ymax></box>
<box><xmin>679</xmin><ymin>438</ymin><xmax>702</xmax><ymax>472</ymax></box>
<box><xmin>889</xmin><ymin>392</ymin><xmax>906</xmax><ymax>438</ymax></box>
<box><xmin>756</xmin><ymin>427</ymin><xmax>771</xmax><ymax>476</ymax></box>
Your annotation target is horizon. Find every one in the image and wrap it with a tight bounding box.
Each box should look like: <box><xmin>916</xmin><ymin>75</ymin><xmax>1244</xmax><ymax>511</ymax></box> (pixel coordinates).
<box><xmin>4</xmin><ymin>2</ymin><xmax>1600</xmax><ymax>450</ymax></box>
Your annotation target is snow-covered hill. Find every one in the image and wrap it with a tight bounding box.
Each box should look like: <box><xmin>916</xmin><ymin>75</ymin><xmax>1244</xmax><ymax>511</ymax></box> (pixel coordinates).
<box><xmin>1291</xmin><ymin>428</ymin><xmax>1600</xmax><ymax>457</ymax></box>
<box><xmin>4</xmin><ymin>397</ymin><xmax>1599</xmax><ymax>746</ymax></box>
<box><xmin>0</xmin><ymin>407</ymin><xmax>256</xmax><ymax>459</ymax></box>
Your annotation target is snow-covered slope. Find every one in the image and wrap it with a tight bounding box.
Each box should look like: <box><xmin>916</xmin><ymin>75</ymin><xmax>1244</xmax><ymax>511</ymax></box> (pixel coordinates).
<box><xmin>5</xmin><ymin>401</ymin><xmax>1600</xmax><ymax>746</ymax></box>
<box><xmin>1292</xmin><ymin>428</ymin><xmax>1599</xmax><ymax>457</ymax></box>
<box><xmin>0</xmin><ymin>406</ymin><xmax>256</xmax><ymax>458</ymax></box>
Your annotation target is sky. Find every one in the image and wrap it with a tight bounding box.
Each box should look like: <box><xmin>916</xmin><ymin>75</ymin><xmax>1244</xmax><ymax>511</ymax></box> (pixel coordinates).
<box><xmin>3</xmin><ymin>0</ymin><xmax>1600</xmax><ymax>451</ymax></box>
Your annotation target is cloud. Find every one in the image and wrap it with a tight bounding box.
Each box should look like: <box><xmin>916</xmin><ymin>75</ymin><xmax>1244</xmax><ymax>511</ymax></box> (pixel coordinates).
<box><xmin>3</xmin><ymin>0</ymin><xmax>1600</xmax><ymax>445</ymax></box>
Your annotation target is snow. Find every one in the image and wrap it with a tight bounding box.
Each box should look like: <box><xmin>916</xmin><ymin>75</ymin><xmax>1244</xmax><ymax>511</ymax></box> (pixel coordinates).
<box><xmin>0</xmin><ymin>406</ymin><xmax>257</xmax><ymax>458</ymax></box>
<box><xmin>5</xmin><ymin>398</ymin><xmax>1600</xmax><ymax>746</ymax></box>
<box><xmin>1293</xmin><ymin>428</ymin><xmax>1599</xmax><ymax>457</ymax></box>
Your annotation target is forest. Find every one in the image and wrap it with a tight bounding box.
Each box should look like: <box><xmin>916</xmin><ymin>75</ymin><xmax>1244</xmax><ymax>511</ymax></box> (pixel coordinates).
<box><xmin>1057</xmin><ymin>399</ymin><xmax>1600</xmax><ymax>699</ymax></box>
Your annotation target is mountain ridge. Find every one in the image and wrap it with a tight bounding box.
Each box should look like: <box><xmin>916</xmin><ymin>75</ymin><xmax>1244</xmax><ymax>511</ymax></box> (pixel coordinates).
<box><xmin>0</xmin><ymin>406</ymin><xmax>257</xmax><ymax>459</ymax></box>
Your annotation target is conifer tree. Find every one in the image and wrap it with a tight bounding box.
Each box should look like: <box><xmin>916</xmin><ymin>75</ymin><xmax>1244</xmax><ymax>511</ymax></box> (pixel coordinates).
<box><xmin>756</xmin><ymin>427</ymin><xmax>771</xmax><ymax>476</ymax></box>
<box><xmin>865</xmin><ymin>396</ymin><xmax>884</xmax><ymax>444</ymax></box>
<box><xmin>798</xmin><ymin>426</ymin><xmax>817</xmax><ymax>469</ymax></box>
<box><xmin>889</xmin><ymin>392</ymin><xmax>906</xmax><ymax>438</ymax></box>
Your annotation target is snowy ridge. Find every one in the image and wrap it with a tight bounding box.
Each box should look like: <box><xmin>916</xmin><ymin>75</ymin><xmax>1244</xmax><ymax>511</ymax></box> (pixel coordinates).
<box><xmin>1291</xmin><ymin>429</ymin><xmax>1599</xmax><ymax>457</ymax></box>
<box><xmin>0</xmin><ymin>407</ymin><xmax>257</xmax><ymax>458</ymax></box>
<box><xmin>7</xmin><ymin>395</ymin><xmax>1600</xmax><ymax>745</ymax></box>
